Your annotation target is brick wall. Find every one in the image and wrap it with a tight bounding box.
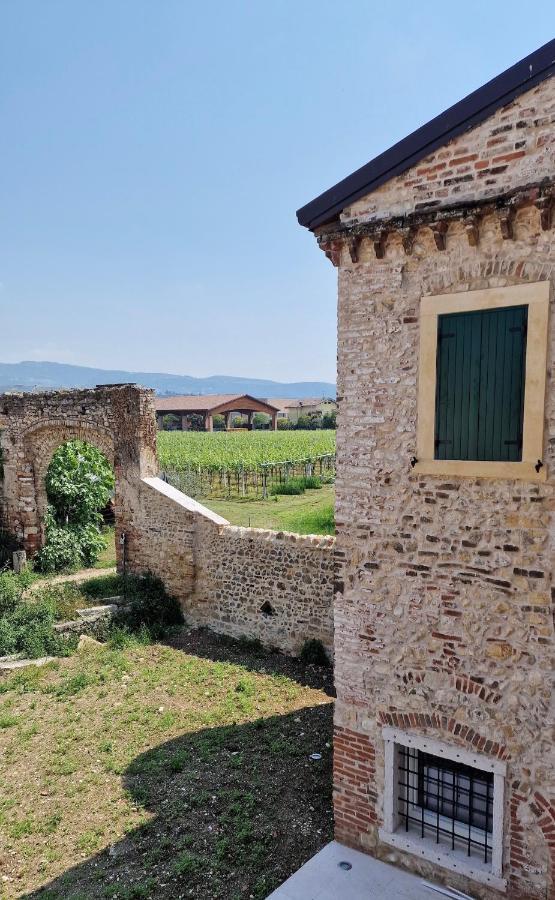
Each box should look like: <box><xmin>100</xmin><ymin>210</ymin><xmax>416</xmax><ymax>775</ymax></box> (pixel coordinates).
<box><xmin>129</xmin><ymin>477</ymin><xmax>335</xmax><ymax>657</ymax></box>
<box><xmin>324</xmin><ymin>75</ymin><xmax>555</xmax><ymax>900</ymax></box>
<box><xmin>341</xmin><ymin>77</ymin><xmax>555</xmax><ymax>225</ymax></box>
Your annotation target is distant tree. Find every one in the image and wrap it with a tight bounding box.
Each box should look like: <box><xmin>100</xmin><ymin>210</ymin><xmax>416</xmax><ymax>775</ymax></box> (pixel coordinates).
<box><xmin>252</xmin><ymin>413</ymin><xmax>270</xmax><ymax>429</ymax></box>
<box><xmin>212</xmin><ymin>414</ymin><xmax>225</xmax><ymax>431</ymax></box>
<box><xmin>295</xmin><ymin>413</ymin><xmax>322</xmax><ymax>430</ymax></box>
<box><xmin>276</xmin><ymin>417</ymin><xmax>292</xmax><ymax>430</ymax></box>
<box><xmin>188</xmin><ymin>414</ymin><xmax>205</xmax><ymax>431</ymax></box>
<box><xmin>322</xmin><ymin>410</ymin><xmax>337</xmax><ymax>429</ymax></box>
<box><xmin>162</xmin><ymin>414</ymin><xmax>180</xmax><ymax>430</ymax></box>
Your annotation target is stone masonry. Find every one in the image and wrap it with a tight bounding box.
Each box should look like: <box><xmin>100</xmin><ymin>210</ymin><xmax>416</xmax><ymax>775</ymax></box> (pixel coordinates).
<box><xmin>0</xmin><ymin>385</ymin><xmax>157</xmax><ymax>564</ymax></box>
<box><xmin>131</xmin><ymin>478</ymin><xmax>335</xmax><ymax>656</ymax></box>
<box><xmin>0</xmin><ymin>389</ymin><xmax>334</xmax><ymax>659</ymax></box>
<box><xmin>305</xmin><ymin>73</ymin><xmax>555</xmax><ymax>899</ymax></box>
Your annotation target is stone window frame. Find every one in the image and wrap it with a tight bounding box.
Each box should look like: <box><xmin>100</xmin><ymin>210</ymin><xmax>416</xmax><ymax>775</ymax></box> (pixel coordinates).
<box><xmin>379</xmin><ymin>727</ymin><xmax>507</xmax><ymax>892</ymax></box>
<box><xmin>415</xmin><ymin>281</ymin><xmax>550</xmax><ymax>481</ymax></box>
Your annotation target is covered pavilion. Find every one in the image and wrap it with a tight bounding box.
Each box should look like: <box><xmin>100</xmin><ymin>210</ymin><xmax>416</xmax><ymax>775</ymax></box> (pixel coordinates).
<box><xmin>155</xmin><ymin>394</ymin><xmax>279</xmax><ymax>431</ymax></box>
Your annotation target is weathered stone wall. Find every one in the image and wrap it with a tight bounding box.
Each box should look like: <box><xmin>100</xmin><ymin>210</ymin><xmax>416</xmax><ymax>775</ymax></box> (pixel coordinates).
<box><xmin>0</xmin><ymin>385</ymin><xmax>157</xmax><ymax>560</ymax></box>
<box><xmin>196</xmin><ymin>519</ymin><xmax>334</xmax><ymax>655</ymax></box>
<box><xmin>128</xmin><ymin>478</ymin><xmax>226</xmax><ymax>608</ymax></box>
<box><xmin>129</xmin><ymin>477</ymin><xmax>335</xmax><ymax>656</ymax></box>
<box><xmin>342</xmin><ymin>77</ymin><xmax>555</xmax><ymax>224</ymax></box>
<box><xmin>332</xmin><ymin>199</ymin><xmax>555</xmax><ymax>896</ymax></box>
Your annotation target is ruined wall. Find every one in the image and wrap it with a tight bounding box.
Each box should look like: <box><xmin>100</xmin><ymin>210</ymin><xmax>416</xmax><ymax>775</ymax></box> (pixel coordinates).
<box><xmin>332</xmin><ymin>202</ymin><xmax>555</xmax><ymax>899</ymax></box>
<box><xmin>342</xmin><ymin>77</ymin><xmax>555</xmax><ymax>224</ymax></box>
<box><xmin>0</xmin><ymin>385</ymin><xmax>157</xmax><ymax>559</ymax></box>
<box><xmin>130</xmin><ymin>478</ymin><xmax>335</xmax><ymax>656</ymax></box>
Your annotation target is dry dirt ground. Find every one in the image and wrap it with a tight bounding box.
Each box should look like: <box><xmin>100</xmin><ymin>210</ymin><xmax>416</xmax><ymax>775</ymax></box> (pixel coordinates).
<box><xmin>0</xmin><ymin>628</ymin><xmax>333</xmax><ymax>900</ymax></box>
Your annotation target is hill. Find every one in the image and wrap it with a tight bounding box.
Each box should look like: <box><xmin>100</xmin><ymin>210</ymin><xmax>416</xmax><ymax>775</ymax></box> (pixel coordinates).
<box><xmin>0</xmin><ymin>361</ymin><xmax>335</xmax><ymax>400</ymax></box>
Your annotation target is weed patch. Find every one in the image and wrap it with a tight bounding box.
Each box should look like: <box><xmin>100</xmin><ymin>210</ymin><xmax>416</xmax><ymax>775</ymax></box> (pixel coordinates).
<box><xmin>0</xmin><ymin>630</ymin><xmax>333</xmax><ymax>899</ymax></box>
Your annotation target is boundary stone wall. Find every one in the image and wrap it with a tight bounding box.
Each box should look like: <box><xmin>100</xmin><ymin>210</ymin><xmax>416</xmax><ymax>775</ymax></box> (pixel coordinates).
<box><xmin>130</xmin><ymin>478</ymin><xmax>335</xmax><ymax>656</ymax></box>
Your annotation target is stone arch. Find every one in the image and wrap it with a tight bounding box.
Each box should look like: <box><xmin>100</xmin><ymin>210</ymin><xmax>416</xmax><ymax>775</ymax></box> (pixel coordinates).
<box><xmin>509</xmin><ymin>787</ymin><xmax>555</xmax><ymax>899</ymax></box>
<box><xmin>0</xmin><ymin>384</ymin><xmax>157</xmax><ymax>562</ymax></box>
<box><xmin>22</xmin><ymin>420</ymin><xmax>116</xmax><ymax>549</ymax></box>
<box><xmin>377</xmin><ymin>708</ymin><xmax>511</xmax><ymax>760</ymax></box>
<box><xmin>417</xmin><ymin>232</ymin><xmax>555</xmax><ymax>300</ymax></box>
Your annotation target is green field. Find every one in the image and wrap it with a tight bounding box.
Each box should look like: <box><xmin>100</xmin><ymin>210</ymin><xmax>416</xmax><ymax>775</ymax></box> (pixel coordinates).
<box><xmin>205</xmin><ymin>485</ymin><xmax>335</xmax><ymax>535</ymax></box>
<box><xmin>157</xmin><ymin>430</ymin><xmax>336</xmax><ymax>473</ymax></box>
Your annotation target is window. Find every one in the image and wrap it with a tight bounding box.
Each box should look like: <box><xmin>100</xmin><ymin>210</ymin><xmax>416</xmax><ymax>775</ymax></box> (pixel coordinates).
<box><xmin>399</xmin><ymin>746</ymin><xmax>493</xmax><ymax>861</ymax></box>
<box><xmin>415</xmin><ymin>282</ymin><xmax>549</xmax><ymax>480</ymax></box>
<box><xmin>379</xmin><ymin>728</ymin><xmax>506</xmax><ymax>890</ymax></box>
<box><xmin>435</xmin><ymin>306</ymin><xmax>527</xmax><ymax>462</ymax></box>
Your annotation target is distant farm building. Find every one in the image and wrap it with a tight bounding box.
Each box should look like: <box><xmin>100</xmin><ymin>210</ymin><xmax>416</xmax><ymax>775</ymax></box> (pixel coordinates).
<box><xmin>155</xmin><ymin>394</ymin><xmax>279</xmax><ymax>431</ymax></box>
<box><xmin>268</xmin><ymin>397</ymin><xmax>337</xmax><ymax>424</ymax></box>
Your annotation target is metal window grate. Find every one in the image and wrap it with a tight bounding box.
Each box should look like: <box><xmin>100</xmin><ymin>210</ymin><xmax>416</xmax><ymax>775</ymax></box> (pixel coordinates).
<box><xmin>398</xmin><ymin>746</ymin><xmax>493</xmax><ymax>865</ymax></box>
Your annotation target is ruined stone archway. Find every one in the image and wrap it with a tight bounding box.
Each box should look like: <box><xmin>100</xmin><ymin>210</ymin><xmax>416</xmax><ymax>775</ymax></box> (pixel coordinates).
<box><xmin>0</xmin><ymin>384</ymin><xmax>157</xmax><ymax>565</ymax></box>
<box><xmin>24</xmin><ymin>421</ymin><xmax>116</xmax><ymax>549</ymax></box>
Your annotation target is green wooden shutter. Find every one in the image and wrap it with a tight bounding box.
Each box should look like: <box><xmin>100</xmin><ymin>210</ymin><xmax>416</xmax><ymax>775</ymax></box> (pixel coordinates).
<box><xmin>434</xmin><ymin>305</ymin><xmax>527</xmax><ymax>462</ymax></box>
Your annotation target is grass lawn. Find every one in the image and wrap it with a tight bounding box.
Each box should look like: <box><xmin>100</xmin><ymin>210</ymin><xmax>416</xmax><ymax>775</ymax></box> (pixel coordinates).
<box><xmin>204</xmin><ymin>485</ymin><xmax>335</xmax><ymax>535</ymax></box>
<box><xmin>94</xmin><ymin>527</ymin><xmax>117</xmax><ymax>570</ymax></box>
<box><xmin>0</xmin><ymin>629</ymin><xmax>333</xmax><ymax>899</ymax></box>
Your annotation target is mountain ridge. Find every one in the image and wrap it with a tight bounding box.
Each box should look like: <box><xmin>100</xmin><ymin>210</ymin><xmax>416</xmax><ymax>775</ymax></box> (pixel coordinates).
<box><xmin>0</xmin><ymin>361</ymin><xmax>336</xmax><ymax>400</ymax></box>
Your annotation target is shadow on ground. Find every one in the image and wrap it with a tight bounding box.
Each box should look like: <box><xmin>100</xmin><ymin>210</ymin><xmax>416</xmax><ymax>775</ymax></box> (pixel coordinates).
<box><xmin>166</xmin><ymin>626</ymin><xmax>335</xmax><ymax>698</ymax></box>
<box><xmin>24</xmin><ymin>703</ymin><xmax>333</xmax><ymax>900</ymax></box>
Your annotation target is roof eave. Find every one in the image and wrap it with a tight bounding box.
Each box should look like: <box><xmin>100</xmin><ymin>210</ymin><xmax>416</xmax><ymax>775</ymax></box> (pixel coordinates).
<box><xmin>297</xmin><ymin>39</ymin><xmax>555</xmax><ymax>231</ymax></box>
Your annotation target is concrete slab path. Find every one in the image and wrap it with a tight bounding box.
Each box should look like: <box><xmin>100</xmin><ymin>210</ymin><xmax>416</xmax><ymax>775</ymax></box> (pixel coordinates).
<box><xmin>266</xmin><ymin>841</ymin><xmax>476</xmax><ymax>900</ymax></box>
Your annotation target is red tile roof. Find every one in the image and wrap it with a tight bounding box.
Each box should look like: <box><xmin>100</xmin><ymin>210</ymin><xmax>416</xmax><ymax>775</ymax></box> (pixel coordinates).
<box><xmin>155</xmin><ymin>394</ymin><xmax>279</xmax><ymax>413</ymax></box>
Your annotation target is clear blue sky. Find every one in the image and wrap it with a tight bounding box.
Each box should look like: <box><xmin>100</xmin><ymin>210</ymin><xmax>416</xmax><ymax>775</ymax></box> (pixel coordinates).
<box><xmin>1</xmin><ymin>3</ymin><xmax>552</xmax><ymax>383</ymax></box>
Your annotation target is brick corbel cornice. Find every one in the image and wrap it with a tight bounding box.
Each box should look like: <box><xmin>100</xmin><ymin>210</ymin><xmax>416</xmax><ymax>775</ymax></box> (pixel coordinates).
<box><xmin>316</xmin><ymin>178</ymin><xmax>555</xmax><ymax>265</ymax></box>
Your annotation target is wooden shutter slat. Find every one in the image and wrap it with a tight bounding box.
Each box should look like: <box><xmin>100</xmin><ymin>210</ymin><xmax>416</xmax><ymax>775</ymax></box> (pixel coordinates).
<box><xmin>468</xmin><ymin>312</ymin><xmax>482</xmax><ymax>460</ymax></box>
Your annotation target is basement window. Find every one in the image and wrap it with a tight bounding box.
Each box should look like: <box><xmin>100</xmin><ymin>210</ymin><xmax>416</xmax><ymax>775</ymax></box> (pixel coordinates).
<box><xmin>379</xmin><ymin>728</ymin><xmax>506</xmax><ymax>891</ymax></box>
<box><xmin>415</xmin><ymin>282</ymin><xmax>549</xmax><ymax>481</ymax></box>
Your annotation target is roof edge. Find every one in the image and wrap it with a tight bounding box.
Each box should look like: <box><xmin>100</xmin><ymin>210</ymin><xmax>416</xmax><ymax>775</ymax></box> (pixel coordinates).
<box><xmin>297</xmin><ymin>39</ymin><xmax>555</xmax><ymax>231</ymax></box>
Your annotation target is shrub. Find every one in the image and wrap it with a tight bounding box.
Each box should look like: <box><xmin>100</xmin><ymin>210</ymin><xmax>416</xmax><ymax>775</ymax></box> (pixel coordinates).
<box><xmin>269</xmin><ymin>475</ymin><xmax>322</xmax><ymax>496</ymax></box>
<box><xmin>321</xmin><ymin>411</ymin><xmax>337</xmax><ymax>429</ymax></box>
<box><xmin>294</xmin><ymin>413</ymin><xmax>321</xmax><ymax>430</ymax></box>
<box><xmin>300</xmin><ymin>475</ymin><xmax>323</xmax><ymax>490</ymax></box>
<box><xmin>300</xmin><ymin>638</ymin><xmax>330</xmax><ymax>666</ymax></box>
<box><xmin>0</xmin><ymin>570</ymin><xmax>24</xmax><ymax>617</ymax></box>
<box><xmin>228</xmin><ymin>634</ymin><xmax>265</xmax><ymax>656</ymax></box>
<box><xmin>0</xmin><ymin>587</ymin><xmax>74</xmax><ymax>659</ymax></box>
<box><xmin>35</xmin><ymin>510</ymin><xmax>106</xmax><ymax>574</ymax></box>
<box><xmin>36</xmin><ymin>440</ymin><xmax>115</xmax><ymax>573</ymax></box>
<box><xmin>46</xmin><ymin>441</ymin><xmax>114</xmax><ymax>527</ymax></box>
<box><xmin>269</xmin><ymin>478</ymin><xmax>306</xmax><ymax>496</ymax></box>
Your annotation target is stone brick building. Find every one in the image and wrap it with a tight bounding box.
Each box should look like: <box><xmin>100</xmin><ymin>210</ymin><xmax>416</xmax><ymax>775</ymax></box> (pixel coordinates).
<box><xmin>298</xmin><ymin>41</ymin><xmax>555</xmax><ymax>898</ymax></box>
